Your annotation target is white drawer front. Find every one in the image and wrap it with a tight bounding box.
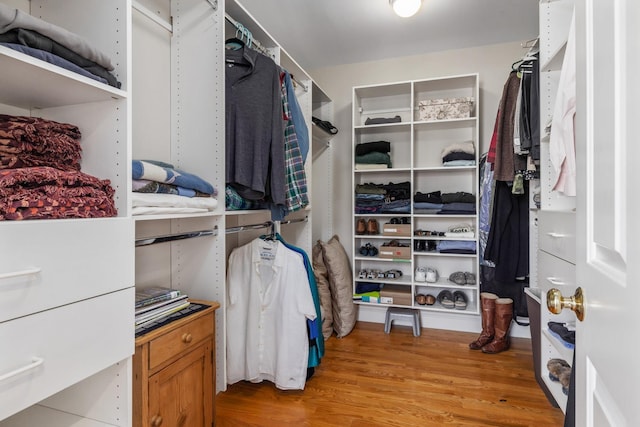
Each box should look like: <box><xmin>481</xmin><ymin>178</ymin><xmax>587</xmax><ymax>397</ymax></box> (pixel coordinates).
<box><xmin>0</xmin><ymin>288</ymin><xmax>134</xmax><ymax>421</ymax></box>
<box><xmin>538</xmin><ymin>250</ymin><xmax>577</xmax><ymax>291</ymax></box>
<box><xmin>538</xmin><ymin>210</ymin><xmax>576</xmax><ymax>264</ymax></box>
<box><xmin>0</xmin><ymin>218</ymin><xmax>133</xmax><ymax>323</ymax></box>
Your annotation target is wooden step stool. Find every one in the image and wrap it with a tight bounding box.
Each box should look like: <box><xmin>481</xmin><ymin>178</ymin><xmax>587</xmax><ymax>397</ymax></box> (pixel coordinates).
<box><xmin>384</xmin><ymin>307</ymin><xmax>421</xmax><ymax>337</ymax></box>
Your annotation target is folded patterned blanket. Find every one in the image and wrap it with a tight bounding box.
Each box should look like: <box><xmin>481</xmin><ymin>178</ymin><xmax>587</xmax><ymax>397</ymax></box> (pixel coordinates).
<box><xmin>132</xmin><ymin>160</ymin><xmax>216</xmax><ymax>196</ymax></box>
<box><xmin>132</xmin><ymin>179</ymin><xmax>210</xmax><ymax>198</ymax></box>
<box><xmin>0</xmin><ymin>114</ymin><xmax>82</xmax><ymax>171</ymax></box>
<box><xmin>0</xmin><ymin>166</ymin><xmax>116</xmax><ymax>220</ymax></box>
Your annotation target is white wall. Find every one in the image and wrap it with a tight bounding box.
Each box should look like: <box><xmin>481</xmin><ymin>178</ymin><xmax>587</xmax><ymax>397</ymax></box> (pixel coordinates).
<box><xmin>310</xmin><ymin>41</ymin><xmax>531</xmax><ymax>337</ymax></box>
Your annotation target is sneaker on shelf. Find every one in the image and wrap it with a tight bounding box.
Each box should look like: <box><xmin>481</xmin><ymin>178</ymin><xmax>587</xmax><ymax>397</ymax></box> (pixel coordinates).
<box><xmin>415</xmin><ymin>267</ymin><xmax>427</xmax><ymax>282</ymax></box>
<box><xmin>425</xmin><ymin>268</ymin><xmax>439</xmax><ymax>283</ymax></box>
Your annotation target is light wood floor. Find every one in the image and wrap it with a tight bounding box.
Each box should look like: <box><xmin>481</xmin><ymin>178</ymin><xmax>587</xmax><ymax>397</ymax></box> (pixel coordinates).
<box><xmin>215</xmin><ymin>322</ymin><xmax>564</xmax><ymax>426</ymax></box>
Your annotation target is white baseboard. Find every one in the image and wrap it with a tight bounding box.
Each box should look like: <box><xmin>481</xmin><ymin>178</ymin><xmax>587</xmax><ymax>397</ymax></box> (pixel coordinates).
<box><xmin>356</xmin><ymin>305</ymin><xmax>531</xmax><ymax>339</ymax></box>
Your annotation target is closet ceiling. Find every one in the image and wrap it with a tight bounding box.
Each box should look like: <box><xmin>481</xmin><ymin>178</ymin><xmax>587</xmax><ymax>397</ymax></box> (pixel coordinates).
<box><xmin>236</xmin><ymin>0</ymin><xmax>539</xmax><ymax>70</ymax></box>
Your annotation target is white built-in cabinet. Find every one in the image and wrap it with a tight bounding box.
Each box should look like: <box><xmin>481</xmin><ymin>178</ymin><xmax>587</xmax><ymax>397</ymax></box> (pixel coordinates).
<box><xmin>133</xmin><ymin>0</ymin><xmax>328</xmax><ymax>395</ymax></box>
<box><xmin>0</xmin><ymin>0</ymin><xmax>134</xmax><ymax>425</ymax></box>
<box><xmin>531</xmin><ymin>0</ymin><xmax>576</xmax><ymax>413</ymax></box>
<box><xmin>1</xmin><ymin>0</ymin><xmax>329</xmax><ymax>424</ymax></box>
<box><xmin>131</xmin><ymin>0</ymin><xmax>227</xmax><ymax>395</ymax></box>
<box><xmin>351</xmin><ymin>75</ymin><xmax>480</xmax><ymax>316</ymax></box>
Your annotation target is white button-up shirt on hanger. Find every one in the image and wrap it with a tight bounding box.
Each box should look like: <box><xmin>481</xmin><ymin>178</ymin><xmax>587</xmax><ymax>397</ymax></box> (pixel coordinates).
<box><xmin>226</xmin><ymin>237</ymin><xmax>316</xmax><ymax>390</ymax></box>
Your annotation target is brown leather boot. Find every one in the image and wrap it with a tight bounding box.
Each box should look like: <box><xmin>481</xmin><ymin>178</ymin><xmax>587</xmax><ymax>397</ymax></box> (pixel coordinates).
<box><xmin>356</xmin><ymin>218</ymin><xmax>366</xmax><ymax>235</ymax></box>
<box><xmin>469</xmin><ymin>292</ymin><xmax>498</xmax><ymax>350</ymax></box>
<box><xmin>482</xmin><ymin>297</ymin><xmax>513</xmax><ymax>354</ymax></box>
<box><xmin>367</xmin><ymin>219</ymin><xmax>379</xmax><ymax>235</ymax></box>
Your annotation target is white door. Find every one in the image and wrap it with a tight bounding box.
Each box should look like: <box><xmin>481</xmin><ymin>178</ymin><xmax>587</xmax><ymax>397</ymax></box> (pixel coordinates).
<box><xmin>574</xmin><ymin>0</ymin><xmax>640</xmax><ymax>425</ymax></box>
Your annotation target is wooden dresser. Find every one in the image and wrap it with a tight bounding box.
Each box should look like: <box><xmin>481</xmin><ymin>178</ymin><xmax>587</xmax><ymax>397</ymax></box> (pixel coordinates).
<box><xmin>133</xmin><ymin>300</ymin><xmax>220</xmax><ymax>427</ymax></box>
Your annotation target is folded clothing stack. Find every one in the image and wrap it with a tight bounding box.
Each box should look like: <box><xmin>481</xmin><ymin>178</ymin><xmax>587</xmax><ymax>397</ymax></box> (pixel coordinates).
<box><xmin>441</xmin><ymin>140</ymin><xmax>476</xmax><ymax>166</ymax></box>
<box><xmin>0</xmin><ymin>114</ymin><xmax>117</xmax><ymax>220</ymax></box>
<box><xmin>131</xmin><ymin>159</ymin><xmax>217</xmax><ymax>215</ymax></box>
<box><xmin>413</xmin><ymin>190</ymin><xmax>476</xmax><ymax>214</ymax></box>
<box><xmin>355</xmin><ymin>140</ymin><xmax>391</xmax><ymax>170</ymax></box>
<box><xmin>0</xmin><ymin>4</ymin><xmax>121</xmax><ymax>87</ymax></box>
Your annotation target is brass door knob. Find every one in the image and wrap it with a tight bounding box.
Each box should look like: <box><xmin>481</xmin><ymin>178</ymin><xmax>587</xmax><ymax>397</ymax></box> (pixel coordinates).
<box><xmin>182</xmin><ymin>333</ymin><xmax>193</xmax><ymax>343</ymax></box>
<box><xmin>547</xmin><ymin>287</ymin><xmax>585</xmax><ymax>321</ymax></box>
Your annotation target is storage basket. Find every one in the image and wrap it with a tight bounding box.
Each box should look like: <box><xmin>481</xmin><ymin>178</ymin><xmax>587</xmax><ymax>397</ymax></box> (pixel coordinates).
<box><xmin>418</xmin><ymin>97</ymin><xmax>474</xmax><ymax>121</ymax></box>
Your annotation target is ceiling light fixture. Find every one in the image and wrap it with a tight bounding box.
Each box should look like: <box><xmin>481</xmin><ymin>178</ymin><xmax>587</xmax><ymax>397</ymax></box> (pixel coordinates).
<box><xmin>390</xmin><ymin>0</ymin><xmax>422</xmax><ymax>18</ymax></box>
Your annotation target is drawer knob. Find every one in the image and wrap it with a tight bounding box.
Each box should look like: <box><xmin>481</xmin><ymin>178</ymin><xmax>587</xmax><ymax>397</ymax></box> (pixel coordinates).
<box><xmin>182</xmin><ymin>333</ymin><xmax>193</xmax><ymax>343</ymax></box>
<box><xmin>547</xmin><ymin>287</ymin><xmax>585</xmax><ymax>321</ymax></box>
<box><xmin>151</xmin><ymin>415</ymin><xmax>163</xmax><ymax>426</ymax></box>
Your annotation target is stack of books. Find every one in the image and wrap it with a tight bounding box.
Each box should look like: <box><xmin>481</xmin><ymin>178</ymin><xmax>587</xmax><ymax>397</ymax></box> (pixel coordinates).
<box><xmin>135</xmin><ymin>286</ymin><xmax>190</xmax><ymax>329</ymax></box>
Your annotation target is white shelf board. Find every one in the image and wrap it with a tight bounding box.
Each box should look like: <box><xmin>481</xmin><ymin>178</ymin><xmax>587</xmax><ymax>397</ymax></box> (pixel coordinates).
<box><xmin>0</xmin><ymin>46</ymin><xmax>126</xmax><ymax>109</ymax></box>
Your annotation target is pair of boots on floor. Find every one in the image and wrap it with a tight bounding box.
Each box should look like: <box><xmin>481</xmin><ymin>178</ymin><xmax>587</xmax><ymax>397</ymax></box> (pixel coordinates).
<box><xmin>469</xmin><ymin>292</ymin><xmax>513</xmax><ymax>354</ymax></box>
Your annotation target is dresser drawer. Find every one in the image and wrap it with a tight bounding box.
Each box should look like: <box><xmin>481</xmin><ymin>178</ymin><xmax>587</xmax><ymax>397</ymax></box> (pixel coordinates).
<box><xmin>0</xmin><ymin>288</ymin><xmax>134</xmax><ymax>421</ymax></box>
<box><xmin>538</xmin><ymin>250</ymin><xmax>576</xmax><ymax>290</ymax></box>
<box><xmin>538</xmin><ymin>210</ymin><xmax>576</xmax><ymax>264</ymax></box>
<box><xmin>0</xmin><ymin>218</ymin><xmax>133</xmax><ymax>323</ymax></box>
<box><xmin>149</xmin><ymin>311</ymin><xmax>213</xmax><ymax>370</ymax></box>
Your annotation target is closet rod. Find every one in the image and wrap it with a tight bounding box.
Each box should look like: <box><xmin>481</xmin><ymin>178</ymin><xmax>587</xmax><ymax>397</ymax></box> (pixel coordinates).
<box><xmin>224</xmin><ymin>13</ymin><xmax>309</xmax><ymax>93</ymax></box>
<box><xmin>280</xmin><ymin>216</ymin><xmax>308</xmax><ymax>226</ymax></box>
<box><xmin>132</xmin><ymin>0</ymin><xmax>173</xmax><ymax>33</ymax></box>
<box><xmin>135</xmin><ymin>227</ymin><xmax>218</xmax><ymax>247</ymax></box>
<box><xmin>225</xmin><ymin>216</ymin><xmax>308</xmax><ymax>234</ymax></box>
<box><xmin>225</xmin><ymin>221</ymin><xmax>272</xmax><ymax>235</ymax></box>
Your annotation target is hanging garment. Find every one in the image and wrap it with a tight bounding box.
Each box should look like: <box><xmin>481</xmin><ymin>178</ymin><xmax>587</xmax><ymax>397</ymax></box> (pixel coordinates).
<box><xmin>478</xmin><ymin>153</ymin><xmax>495</xmax><ymax>267</ymax></box>
<box><xmin>549</xmin><ymin>10</ymin><xmax>576</xmax><ymax>196</ymax></box>
<box><xmin>519</xmin><ymin>53</ymin><xmax>540</xmax><ymax>160</ymax></box>
<box><xmin>270</xmin><ymin>70</ymin><xmax>309</xmax><ymax>221</ymax></box>
<box><xmin>484</xmin><ymin>180</ymin><xmax>529</xmax><ymax>283</ymax></box>
<box><xmin>225</xmin><ymin>44</ymin><xmax>285</xmax><ymax>208</ymax></box>
<box><xmin>491</xmin><ymin>71</ymin><xmax>527</xmax><ymax>182</ymax></box>
<box><xmin>284</xmin><ymin>71</ymin><xmax>309</xmax><ymax>163</ymax></box>
<box><xmin>274</xmin><ymin>233</ymin><xmax>325</xmax><ymax>369</ymax></box>
<box><xmin>226</xmin><ymin>238</ymin><xmax>317</xmax><ymax>390</ymax></box>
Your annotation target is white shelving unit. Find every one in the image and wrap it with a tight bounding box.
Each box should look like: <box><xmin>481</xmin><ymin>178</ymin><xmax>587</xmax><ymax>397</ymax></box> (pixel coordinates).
<box><xmin>131</xmin><ymin>0</ymin><xmax>226</xmax><ymax>394</ymax></box>
<box><xmin>0</xmin><ymin>0</ymin><xmax>133</xmax><ymax>425</ymax></box>
<box><xmin>351</xmin><ymin>74</ymin><xmax>480</xmax><ymax>316</ymax></box>
<box><xmin>311</xmin><ymin>81</ymin><xmax>335</xmax><ymax>242</ymax></box>
<box><xmin>534</xmin><ymin>0</ymin><xmax>576</xmax><ymax>413</ymax></box>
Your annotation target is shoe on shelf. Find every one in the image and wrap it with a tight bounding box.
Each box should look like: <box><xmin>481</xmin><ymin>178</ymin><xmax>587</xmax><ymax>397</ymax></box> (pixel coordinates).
<box><xmin>464</xmin><ymin>272</ymin><xmax>476</xmax><ymax>285</ymax></box>
<box><xmin>415</xmin><ymin>267</ymin><xmax>427</xmax><ymax>282</ymax></box>
<box><xmin>547</xmin><ymin>358</ymin><xmax>571</xmax><ymax>381</ymax></box>
<box><xmin>385</xmin><ymin>269</ymin><xmax>402</xmax><ymax>279</ymax></box>
<box><xmin>359</xmin><ymin>243</ymin><xmax>378</xmax><ymax>257</ymax></box>
<box><xmin>415</xmin><ymin>294</ymin><xmax>427</xmax><ymax>305</ymax></box>
<box><xmin>358</xmin><ymin>270</ymin><xmax>367</xmax><ymax>280</ymax></box>
<box><xmin>448</xmin><ymin>271</ymin><xmax>466</xmax><ymax>285</ymax></box>
<box><xmin>356</xmin><ymin>218</ymin><xmax>366</xmax><ymax>235</ymax></box>
<box><xmin>437</xmin><ymin>290</ymin><xmax>455</xmax><ymax>309</ymax></box>
<box><xmin>425</xmin><ymin>268</ymin><xmax>438</xmax><ymax>283</ymax></box>
<box><xmin>425</xmin><ymin>294</ymin><xmax>436</xmax><ymax>305</ymax></box>
<box><xmin>367</xmin><ymin>218</ymin><xmax>379</xmax><ymax>235</ymax></box>
<box><xmin>453</xmin><ymin>291</ymin><xmax>468</xmax><ymax>310</ymax></box>
<box><xmin>559</xmin><ymin>367</ymin><xmax>572</xmax><ymax>396</ymax></box>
